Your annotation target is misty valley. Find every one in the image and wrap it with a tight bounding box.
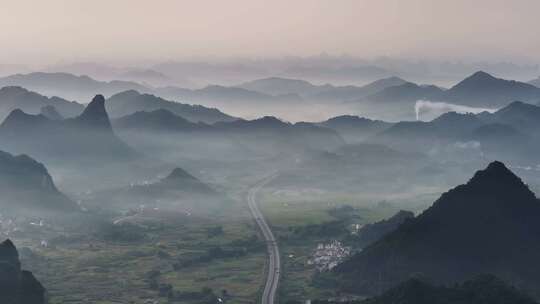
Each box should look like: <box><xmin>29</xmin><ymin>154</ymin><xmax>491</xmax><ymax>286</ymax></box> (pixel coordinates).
<box><xmin>2</xmin><ymin>68</ymin><xmax>540</xmax><ymax>304</ymax></box>
<box><xmin>3</xmin><ymin>2</ymin><xmax>540</xmax><ymax>303</ymax></box>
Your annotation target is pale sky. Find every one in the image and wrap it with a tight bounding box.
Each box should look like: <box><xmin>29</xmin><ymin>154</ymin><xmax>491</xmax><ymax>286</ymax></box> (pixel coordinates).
<box><xmin>1</xmin><ymin>0</ymin><xmax>539</xmax><ymax>65</ymax></box>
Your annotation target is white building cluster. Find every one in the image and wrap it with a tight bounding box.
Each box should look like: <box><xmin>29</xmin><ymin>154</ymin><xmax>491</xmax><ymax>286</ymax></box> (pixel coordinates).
<box><xmin>307</xmin><ymin>240</ymin><xmax>351</xmax><ymax>271</ymax></box>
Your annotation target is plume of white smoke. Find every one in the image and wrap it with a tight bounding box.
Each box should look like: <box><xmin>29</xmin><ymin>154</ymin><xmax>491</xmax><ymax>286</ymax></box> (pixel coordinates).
<box><xmin>415</xmin><ymin>100</ymin><xmax>497</xmax><ymax>121</ymax></box>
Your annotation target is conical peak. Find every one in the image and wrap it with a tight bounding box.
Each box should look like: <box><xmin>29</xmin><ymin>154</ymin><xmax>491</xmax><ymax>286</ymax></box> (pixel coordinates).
<box><xmin>77</xmin><ymin>94</ymin><xmax>111</xmax><ymax>129</ymax></box>
<box><xmin>165</xmin><ymin>168</ymin><xmax>196</xmax><ymax>181</ymax></box>
<box><xmin>470</xmin><ymin>161</ymin><xmax>518</xmax><ymax>183</ymax></box>
<box><xmin>460</xmin><ymin>161</ymin><xmax>536</xmax><ymax>201</ymax></box>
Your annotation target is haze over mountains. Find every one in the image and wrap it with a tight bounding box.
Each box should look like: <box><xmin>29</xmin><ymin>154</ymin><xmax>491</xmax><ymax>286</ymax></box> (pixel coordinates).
<box><xmin>2</xmin><ymin>68</ymin><xmax>540</xmax><ymax>197</ymax></box>
<box><xmin>88</xmin><ymin>167</ymin><xmax>225</xmax><ymax>217</ymax></box>
<box><xmin>369</xmin><ymin>100</ymin><xmax>540</xmax><ymax>163</ymax></box>
<box><xmin>106</xmin><ymin>90</ymin><xmax>236</xmax><ymax>123</ymax></box>
<box><xmin>0</xmin><ymin>86</ymin><xmax>83</xmax><ymax>121</ymax></box>
<box><xmin>0</xmin><ymin>94</ymin><xmax>170</xmax><ymax>192</ymax></box>
<box><xmin>0</xmin><ymin>72</ymin><xmax>148</xmax><ymax>102</ymax></box>
<box><xmin>2</xmin><ymin>59</ymin><xmax>540</xmax><ymax>304</ymax></box>
<box><xmin>442</xmin><ymin>71</ymin><xmax>540</xmax><ymax>107</ymax></box>
<box><xmin>3</xmin><ymin>70</ymin><xmax>540</xmax><ymax>123</ymax></box>
<box><xmin>6</xmin><ymin>2</ymin><xmax>540</xmax><ymax>303</ymax></box>
<box><xmin>0</xmin><ymin>95</ymin><xmax>136</xmax><ymax>163</ymax></box>
<box><xmin>113</xmin><ymin>108</ymin><xmax>345</xmax><ymax>165</ymax></box>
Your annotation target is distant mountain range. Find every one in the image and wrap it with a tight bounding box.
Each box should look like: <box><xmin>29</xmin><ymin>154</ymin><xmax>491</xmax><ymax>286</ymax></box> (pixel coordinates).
<box><xmin>0</xmin><ymin>72</ymin><xmax>302</xmax><ymax>110</ymax></box>
<box><xmin>441</xmin><ymin>71</ymin><xmax>540</xmax><ymax>107</ymax></box>
<box><xmin>106</xmin><ymin>90</ymin><xmax>237</xmax><ymax>123</ymax></box>
<box><xmin>0</xmin><ymin>72</ymin><xmax>148</xmax><ymax>102</ymax></box>
<box><xmin>315</xmin><ymin>115</ymin><xmax>393</xmax><ymax>143</ymax></box>
<box><xmin>2</xmin><ymin>71</ymin><xmax>540</xmax><ymax>124</ymax></box>
<box><xmin>237</xmin><ymin>77</ymin><xmax>332</xmax><ymax>96</ymax></box>
<box><xmin>368</xmin><ymin>100</ymin><xmax>540</xmax><ymax>163</ymax></box>
<box><xmin>112</xmin><ymin>109</ymin><xmax>212</xmax><ymax>132</ymax></box>
<box><xmin>335</xmin><ymin>161</ymin><xmax>540</xmax><ymax>296</ymax></box>
<box><xmin>156</xmin><ymin>84</ymin><xmax>303</xmax><ymax>107</ymax></box>
<box><xmin>0</xmin><ymin>150</ymin><xmax>76</xmax><ymax>215</ymax></box>
<box><xmin>365</xmin><ymin>82</ymin><xmax>445</xmax><ymax>104</ymax></box>
<box><xmin>366</xmin><ymin>71</ymin><xmax>540</xmax><ymax>107</ymax></box>
<box><xmin>0</xmin><ymin>86</ymin><xmax>83</xmax><ymax>121</ymax></box>
<box><xmin>282</xmin><ymin>65</ymin><xmax>392</xmax><ymax>83</ymax></box>
<box><xmin>213</xmin><ymin>116</ymin><xmax>345</xmax><ymax>155</ymax></box>
<box><xmin>0</xmin><ymin>239</ymin><xmax>46</xmax><ymax>304</ymax></box>
<box><xmin>113</xmin><ymin>109</ymin><xmax>345</xmax><ymax>163</ymax></box>
<box><xmin>236</xmin><ymin>76</ymin><xmax>407</xmax><ymax>102</ymax></box>
<box><xmin>43</xmin><ymin>62</ymin><xmax>189</xmax><ymax>87</ymax></box>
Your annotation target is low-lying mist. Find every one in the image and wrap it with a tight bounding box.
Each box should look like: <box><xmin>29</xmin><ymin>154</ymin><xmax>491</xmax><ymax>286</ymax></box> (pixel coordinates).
<box><xmin>414</xmin><ymin>100</ymin><xmax>497</xmax><ymax>121</ymax></box>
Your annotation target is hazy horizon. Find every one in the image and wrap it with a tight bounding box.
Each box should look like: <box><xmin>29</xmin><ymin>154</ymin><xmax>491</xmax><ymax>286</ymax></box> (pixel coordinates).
<box><xmin>1</xmin><ymin>0</ymin><xmax>540</xmax><ymax>66</ymax></box>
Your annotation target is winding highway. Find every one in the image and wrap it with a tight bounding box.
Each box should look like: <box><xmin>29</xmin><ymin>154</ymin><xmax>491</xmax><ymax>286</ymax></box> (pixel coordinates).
<box><xmin>247</xmin><ymin>174</ymin><xmax>280</xmax><ymax>304</ymax></box>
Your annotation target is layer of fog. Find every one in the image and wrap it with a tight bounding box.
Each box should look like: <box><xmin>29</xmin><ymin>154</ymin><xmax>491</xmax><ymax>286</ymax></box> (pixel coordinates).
<box><xmin>415</xmin><ymin>100</ymin><xmax>497</xmax><ymax>121</ymax></box>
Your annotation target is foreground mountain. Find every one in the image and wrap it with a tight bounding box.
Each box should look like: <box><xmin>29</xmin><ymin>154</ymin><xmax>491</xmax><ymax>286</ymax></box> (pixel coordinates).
<box><xmin>0</xmin><ymin>150</ymin><xmax>76</xmax><ymax>215</ymax></box>
<box><xmin>0</xmin><ymin>239</ymin><xmax>46</xmax><ymax>304</ymax></box>
<box><xmin>0</xmin><ymin>86</ymin><xmax>83</xmax><ymax>121</ymax></box>
<box><xmin>362</xmin><ymin>275</ymin><xmax>536</xmax><ymax>304</ymax></box>
<box><xmin>335</xmin><ymin>161</ymin><xmax>540</xmax><ymax>296</ymax></box>
<box><xmin>315</xmin><ymin>275</ymin><xmax>537</xmax><ymax>304</ymax></box>
<box><xmin>106</xmin><ymin>90</ymin><xmax>236</xmax><ymax>123</ymax></box>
